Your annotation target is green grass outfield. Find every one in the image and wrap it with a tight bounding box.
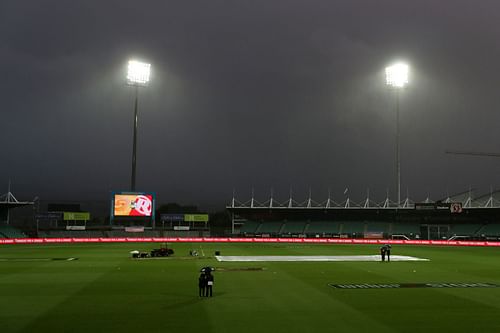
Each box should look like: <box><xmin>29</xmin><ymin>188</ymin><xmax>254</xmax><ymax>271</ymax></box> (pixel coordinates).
<box><xmin>1</xmin><ymin>242</ymin><xmax>499</xmax><ymax>332</ymax></box>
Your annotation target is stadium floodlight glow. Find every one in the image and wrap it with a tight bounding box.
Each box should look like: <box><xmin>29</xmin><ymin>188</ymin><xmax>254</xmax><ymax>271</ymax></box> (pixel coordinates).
<box><xmin>127</xmin><ymin>60</ymin><xmax>151</xmax><ymax>85</ymax></box>
<box><xmin>126</xmin><ymin>59</ymin><xmax>151</xmax><ymax>192</ymax></box>
<box><xmin>385</xmin><ymin>61</ymin><xmax>409</xmax><ymax>208</ymax></box>
<box><xmin>385</xmin><ymin>63</ymin><xmax>409</xmax><ymax>88</ymax></box>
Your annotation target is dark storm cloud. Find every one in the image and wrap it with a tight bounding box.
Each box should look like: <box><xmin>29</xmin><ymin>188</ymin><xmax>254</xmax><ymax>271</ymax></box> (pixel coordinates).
<box><xmin>2</xmin><ymin>0</ymin><xmax>500</xmax><ymax>209</ymax></box>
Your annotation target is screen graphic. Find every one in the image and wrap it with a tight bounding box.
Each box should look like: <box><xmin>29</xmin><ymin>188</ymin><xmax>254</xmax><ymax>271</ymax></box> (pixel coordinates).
<box><xmin>114</xmin><ymin>194</ymin><xmax>153</xmax><ymax>217</ymax></box>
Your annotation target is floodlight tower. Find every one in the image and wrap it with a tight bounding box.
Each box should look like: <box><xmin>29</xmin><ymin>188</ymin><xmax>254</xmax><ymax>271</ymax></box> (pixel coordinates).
<box><xmin>127</xmin><ymin>60</ymin><xmax>151</xmax><ymax>192</ymax></box>
<box><xmin>385</xmin><ymin>62</ymin><xmax>409</xmax><ymax>207</ymax></box>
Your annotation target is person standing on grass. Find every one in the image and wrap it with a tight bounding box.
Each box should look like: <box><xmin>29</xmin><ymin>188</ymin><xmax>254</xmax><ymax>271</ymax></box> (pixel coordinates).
<box><xmin>385</xmin><ymin>244</ymin><xmax>392</xmax><ymax>262</ymax></box>
<box><xmin>205</xmin><ymin>272</ymin><xmax>214</xmax><ymax>297</ymax></box>
<box><xmin>198</xmin><ymin>273</ymin><xmax>207</xmax><ymax>297</ymax></box>
<box><xmin>380</xmin><ymin>245</ymin><xmax>387</xmax><ymax>262</ymax></box>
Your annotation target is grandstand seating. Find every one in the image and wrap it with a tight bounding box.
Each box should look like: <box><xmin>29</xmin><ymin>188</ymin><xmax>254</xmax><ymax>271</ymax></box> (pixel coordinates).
<box><xmin>257</xmin><ymin>221</ymin><xmax>284</xmax><ymax>235</ymax></box>
<box><xmin>341</xmin><ymin>222</ymin><xmax>365</xmax><ymax>235</ymax></box>
<box><xmin>305</xmin><ymin>222</ymin><xmax>340</xmax><ymax>236</ymax></box>
<box><xmin>66</xmin><ymin>231</ymin><xmax>103</xmax><ymax>238</ymax></box>
<box><xmin>235</xmin><ymin>219</ymin><xmax>495</xmax><ymax>240</ymax></box>
<box><xmin>26</xmin><ymin>221</ymin><xmax>493</xmax><ymax>240</ymax></box>
<box><xmin>106</xmin><ymin>230</ymin><xmax>161</xmax><ymax>237</ymax></box>
<box><xmin>0</xmin><ymin>224</ymin><xmax>26</xmax><ymax>238</ymax></box>
<box><xmin>280</xmin><ymin>222</ymin><xmax>306</xmax><ymax>235</ymax></box>
<box><xmin>477</xmin><ymin>224</ymin><xmax>500</xmax><ymax>237</ymax></box>
<box><xmin>240</xmin><ymin>221</ymin><xmax>261</xmax><ymax>234</ymax></box>
<box><xmin>40</xmin><ymin>230</ymin><xmax>105</xmax><ymax>238</ymax></box>
<box><xmin>449</xmin><ymin>224</ymin><xmax>483</xmax><ymax>237</ymax></box>
<box><xmin>143</xmin><ymin>230</ymin><xmax>161</xmax><ymax>237</ymax></box>
<box><xmin>236</xmin><ymin>220</ymin><xmax>497</xmax><ymax>240</ymax></box>
<box><xmin>106</xmin><ymin>230</ymin><xmax>133</xmax><ymax>237</ymax></box>
<box><xmin>36</xmin><ymin>231</ymin><xmax>50</xmax><ymax>237</ymax></box>
<box><xmin>163</xmin><ymin>230</ymin><xmax>208</xmax><ymax>237</ymax></box>
<box><xmin>366</xmin><ymin>222</ymin><xmax>390</xmax><ymax>233</ymax></box>
<box><xmin>36</xmin><ymin>229</ymin><xmax>203</xmax><ymax>238</ymax></box>
<box><xmin>390</xmin><ymin>222</ymin><xmax>420</xmax><ymax>237</ymax></box>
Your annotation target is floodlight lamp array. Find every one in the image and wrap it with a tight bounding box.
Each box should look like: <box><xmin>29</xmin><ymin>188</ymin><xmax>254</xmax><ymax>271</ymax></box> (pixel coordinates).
<box><xmin>385</xmin><ymin>63</ymin><xmax>409</xmax><ymax>88</ymax></box>
<box><xmin>127</xmin><ymin>60</ymin><xmax>151</xmax><ymax>85</ymax></box>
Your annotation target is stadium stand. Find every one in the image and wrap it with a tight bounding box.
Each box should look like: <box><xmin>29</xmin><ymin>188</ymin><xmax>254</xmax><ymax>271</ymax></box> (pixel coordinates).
<box><xmin>35</xmin><ymin>229</ymin><xmax>206</xmax><ymax>238</ymax></box>
<box><xmin>143</xmin><ymin>230</ymin><xmax>161</xmax><ymax>237</ymax></box>
<box><xmin>240</xmin><ymin>221</ymin><xmax>261</xmax><ymax>234</ymax></box>
<box><xmin>106</xmin><ymin>230</ymin><xmax>161</xmax><ymax>237</ymax></box>
<box><xmin>449</xmin><ymin>224</ymin><xmax>483</xmax><ymax>237</ymax></box>
<box><xmin>341</xmin><ymin>221</ymin><xmax>365</xmax><ymax>236</ymax></box>
<box><xmin>366</xmin><ymin>222</ymin><xmax>390</xmax><ymax>233</ymax></box>
<box><xmin>390</xmin><ymin>222</ymin><xmax>421</xmax><ymax>238</ymax></box>
<box><xmin>39</xmin><ymin>230</ymin><xmax>105</xmax><ymax>238</ymax></box>
<box><xmin>227</xmin><ymin>195</ymin><xmax>500</xmax><ymax>240</ymax></box>
<box><xmin>362</xmin><ymin>221</ymin><xmax>390</xmax><ymax>239</ymax></box>
<box><xmin>0</xmin><ymin>224</ymin><xmax>26</xmax><ymax>238</ymax></box>
<box><xmin>280</xmin><ymin>221</ymin><xmax>307</xmax><ymax>235</ymax></box>
<box><xmin>235</xmin><ymin>216</ymin><xmax>494</xmax><ymax>240</ymax></box>
<box><xmin>163</xmin><ymin>230</ymin><xmax>209</xmax><ymax>237</ymax></box>
<box><xmin>36</xmin><ymin>231</ymin><xmax>50</xmax><ymax>237</ymax></box>
<box><xmin>477</xmin><ymin>223</ymin><xmax>500</xmax><ymax>237</ymax></box>
<box><xmin>305</xmin><ymin>222</ymin><xmax>341</xmax><ymax>236</ymax></box>
<box><xmin>257</xmin><ymin>221</ymin><xmax>284</xmax><ymax>235</ymax></box>
<box><xmin>106</xmin><ymin>230</ymin><xmax>132</xmax><ymax>237</ymax></box>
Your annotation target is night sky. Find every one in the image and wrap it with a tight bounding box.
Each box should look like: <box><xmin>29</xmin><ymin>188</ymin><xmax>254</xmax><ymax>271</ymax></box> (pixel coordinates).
<box><xmin>2</xmin><ymin>1</ymin><xmax>500</xmax><ymax>210</ymax></box>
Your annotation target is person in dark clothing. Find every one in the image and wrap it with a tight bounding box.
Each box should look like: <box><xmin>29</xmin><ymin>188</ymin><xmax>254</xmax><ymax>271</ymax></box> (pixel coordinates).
<box><xmin>380</xmin><ymin>245</ymin><xmax>387</xmax><ymax>262</ymax></box>
<box><xmin>205</xmin><ymin>272</ymin><xmax>214</xmax><ymax>297</ymax></box>
<box><xmin>385</xmin><ymin>244</ymin><xmax>392</xmax><ymax>262</ymax></box>
<box><xmin>198</xmin><ymin>273</ymin><xmax>207</xmax><ymax>297</ymax></box>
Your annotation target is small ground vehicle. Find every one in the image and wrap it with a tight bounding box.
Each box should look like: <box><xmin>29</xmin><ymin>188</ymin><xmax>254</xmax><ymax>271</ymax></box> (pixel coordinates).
<box><xmin>150</xmin><ymin>247</ymin><xmax>174</xmax><ymax>257</ymax></box>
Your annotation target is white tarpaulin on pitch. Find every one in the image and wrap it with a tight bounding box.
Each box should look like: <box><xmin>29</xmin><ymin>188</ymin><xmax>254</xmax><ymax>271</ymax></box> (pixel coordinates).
<box><xmin>215</xmin><ymin>255</ymin><xmax>429</xmax><ymax>262</ymax></box>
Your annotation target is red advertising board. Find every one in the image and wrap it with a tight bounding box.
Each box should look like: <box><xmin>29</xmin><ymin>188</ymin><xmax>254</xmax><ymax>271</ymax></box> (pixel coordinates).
<box><xmin>1</xmin><ymin>238</ymin><xmax>500</xmax><ymax>247</ymax></box>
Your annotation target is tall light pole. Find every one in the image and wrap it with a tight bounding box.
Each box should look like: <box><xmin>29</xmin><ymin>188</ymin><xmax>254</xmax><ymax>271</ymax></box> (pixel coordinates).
<box><xmin>127</xmin><ymin>60</ymin><xmax>151</xmax><ymax>192</ymax></box>
<box><xmin>385</xmin><ymin>62</ymin><xmax>409</xmax><ymax>207</ymax></box>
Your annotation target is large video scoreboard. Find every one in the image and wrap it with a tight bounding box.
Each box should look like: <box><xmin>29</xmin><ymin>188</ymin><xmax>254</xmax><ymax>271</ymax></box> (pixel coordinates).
<box><xmin>110</xmin><ymin>192</ymin><xmax>155</xmax><ymax>225</ymax></box>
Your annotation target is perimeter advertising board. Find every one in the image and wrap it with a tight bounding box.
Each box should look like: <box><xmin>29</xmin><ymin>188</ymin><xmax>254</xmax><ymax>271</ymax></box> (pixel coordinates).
<box><xmin>184</xmin><ymin>214</ymin><xmax>209</xmax><ymax>222</ymax></box>
<box><xmin>63</xmin><ymin>212</ymin><xmax>90</xmax><ymax>221</ymax></box>
<box><xmin>160</xmin><ymin>214</ymin><xmax>209</xmax><ymax>222</ymax></box>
